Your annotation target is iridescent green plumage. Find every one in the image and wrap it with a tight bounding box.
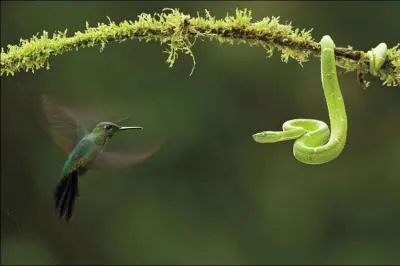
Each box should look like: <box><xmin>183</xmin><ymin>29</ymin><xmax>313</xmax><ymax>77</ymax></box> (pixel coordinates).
<box><xmin>41</xmin><ymin>95</ymin><xmax>160</xmax><ymax>222</ymax></box>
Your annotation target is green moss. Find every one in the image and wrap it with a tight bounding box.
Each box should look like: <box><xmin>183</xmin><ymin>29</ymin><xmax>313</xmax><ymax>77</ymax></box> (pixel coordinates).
<box><xmin>1</xmin><ymin>8</ymin><xmax>399</xmax><ymax>87</ymax></box>
<box><xmin>381</xmin><ymin>44</ymin><xmax>400</xmax><ymax>87</ymax></box>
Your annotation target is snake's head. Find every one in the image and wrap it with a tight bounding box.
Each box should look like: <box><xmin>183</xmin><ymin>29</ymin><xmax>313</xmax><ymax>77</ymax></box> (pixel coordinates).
<box><xmin>252</xmin><ymin>131</ymin><xmax>281</xmax><ymax>143</ymax></box>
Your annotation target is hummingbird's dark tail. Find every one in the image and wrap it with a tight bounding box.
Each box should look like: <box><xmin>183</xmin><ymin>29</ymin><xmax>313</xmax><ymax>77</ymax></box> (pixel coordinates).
<box><xmin>53</xmin><ymin>171</ymin><xmax>79</xmax><ymax>222</ymax></box>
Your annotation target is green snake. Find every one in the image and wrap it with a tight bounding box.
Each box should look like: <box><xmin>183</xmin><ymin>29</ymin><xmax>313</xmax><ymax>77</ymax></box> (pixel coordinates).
<box><xmin>252</xmin><ymin>35</ymin><xmax>387</xmax><ymax>165</ymax></box>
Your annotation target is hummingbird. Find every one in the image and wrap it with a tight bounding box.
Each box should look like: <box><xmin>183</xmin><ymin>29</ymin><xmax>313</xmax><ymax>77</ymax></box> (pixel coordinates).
<box><xmin>41</xmin><ymin>95</ymin><xmax>160</xmax><ymax>223</ymax></box>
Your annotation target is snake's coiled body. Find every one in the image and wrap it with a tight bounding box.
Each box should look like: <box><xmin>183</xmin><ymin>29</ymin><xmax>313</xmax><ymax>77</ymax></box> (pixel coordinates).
<box><xmin>253</xmin><ymin>35</ymin><xmax>347</xmax><ymax>165</ymax></box>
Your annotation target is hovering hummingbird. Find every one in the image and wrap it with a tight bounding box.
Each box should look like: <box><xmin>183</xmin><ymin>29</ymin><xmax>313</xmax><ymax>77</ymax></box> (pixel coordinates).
<box><xmin>41</xmin><ymin>95</ymin><xmax>160</xmax><ymax>223</ymax></box>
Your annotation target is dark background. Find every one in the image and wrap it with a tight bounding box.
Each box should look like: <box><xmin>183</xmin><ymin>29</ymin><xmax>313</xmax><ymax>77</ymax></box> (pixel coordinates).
<box><xmin>1</xmin><ymin>1</ymin><xmax>400</xmax><ymax>264</ymax></box>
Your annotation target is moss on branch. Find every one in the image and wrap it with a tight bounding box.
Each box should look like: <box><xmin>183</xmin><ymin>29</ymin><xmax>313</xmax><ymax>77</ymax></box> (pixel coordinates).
<box><xmin>1</xmin><ymin>8</ymin><xmax>399</xmax><ymax>87</ymax></box>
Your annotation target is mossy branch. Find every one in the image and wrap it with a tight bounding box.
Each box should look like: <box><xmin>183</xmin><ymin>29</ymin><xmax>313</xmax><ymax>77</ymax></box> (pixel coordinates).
<box><xmin>1</xmin><ymin>8</ymin><xmax>399</xmax><ymax>87</ymax></box>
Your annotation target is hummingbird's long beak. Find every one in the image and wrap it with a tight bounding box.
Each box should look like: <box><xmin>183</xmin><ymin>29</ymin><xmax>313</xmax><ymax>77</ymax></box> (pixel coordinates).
<box><xmin>119</xmin><ymin>126</ymin><xmax>143</xmax><ymax>131</ymax></box>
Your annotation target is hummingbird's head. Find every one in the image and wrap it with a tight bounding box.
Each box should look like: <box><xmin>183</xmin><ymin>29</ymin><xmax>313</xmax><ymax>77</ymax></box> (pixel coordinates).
<box><xmin>93</xmin><ymin>122</ymin><xmax>143</xmax><ymax>144</ymax></box>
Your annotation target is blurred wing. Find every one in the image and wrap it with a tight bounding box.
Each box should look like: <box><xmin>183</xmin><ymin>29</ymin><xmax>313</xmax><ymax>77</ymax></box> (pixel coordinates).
<box><xmin>93</xmin><ymin>145</ymin><xmax>161</xmax><ymax>169</ymax></box>
<box><xmin>41</xmin><ymin>95</ymin><xmax>89</xmax><ymax>154</ymax></box>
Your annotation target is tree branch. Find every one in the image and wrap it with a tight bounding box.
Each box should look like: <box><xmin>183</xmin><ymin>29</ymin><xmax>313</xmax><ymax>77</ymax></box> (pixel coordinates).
<box><xmin>1</xmin><ymin>8</ymin><xmax>399</xmax><ymax>87</ymax></box>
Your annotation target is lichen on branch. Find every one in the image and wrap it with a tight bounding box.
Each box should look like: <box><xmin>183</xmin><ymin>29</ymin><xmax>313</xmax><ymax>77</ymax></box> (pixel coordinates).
<box><xmin>1</xmin><ymin>8</ymin><xmax>399</xmax><ymax>87</ymax></box>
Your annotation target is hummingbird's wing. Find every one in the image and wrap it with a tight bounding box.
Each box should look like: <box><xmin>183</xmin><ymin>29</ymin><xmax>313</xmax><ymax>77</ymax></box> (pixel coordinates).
<box><xmin>41</xmin><ymin>95</ymin><xmax>91</xmax><ymax>154</ymax></box>
<box><xmin>93</xmin><ymin>145</ymin><xmax>161</xmax><ymax>169</ymax></box>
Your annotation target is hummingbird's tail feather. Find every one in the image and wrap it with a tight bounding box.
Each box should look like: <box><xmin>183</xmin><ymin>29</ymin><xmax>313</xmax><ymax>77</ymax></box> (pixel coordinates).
<box><xmin>54</xmin><ymin>171</ymin><xmax>79</xmax><ymax>223</ymax></box>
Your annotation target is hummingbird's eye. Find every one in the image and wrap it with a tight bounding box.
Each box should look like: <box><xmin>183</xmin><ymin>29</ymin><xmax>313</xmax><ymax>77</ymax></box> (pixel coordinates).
<box><xmin>104</xmin><ymin>124</ymin><xmax>112</xmax><ymax>130</ymax></box>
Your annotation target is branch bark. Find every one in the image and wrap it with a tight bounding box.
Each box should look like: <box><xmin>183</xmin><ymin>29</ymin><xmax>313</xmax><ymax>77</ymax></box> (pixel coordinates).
<box><xmin>1</xmin><ymin>8</ymin><xmax>399</xmax><ymax>87</ymax></box>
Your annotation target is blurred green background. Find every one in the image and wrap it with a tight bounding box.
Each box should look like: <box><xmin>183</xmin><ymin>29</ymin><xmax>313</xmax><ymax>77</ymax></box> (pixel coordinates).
<box><xmin>1</xmin><ymin>1</ymin><xmax>400</xmax><ymax>265</ymax></box>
